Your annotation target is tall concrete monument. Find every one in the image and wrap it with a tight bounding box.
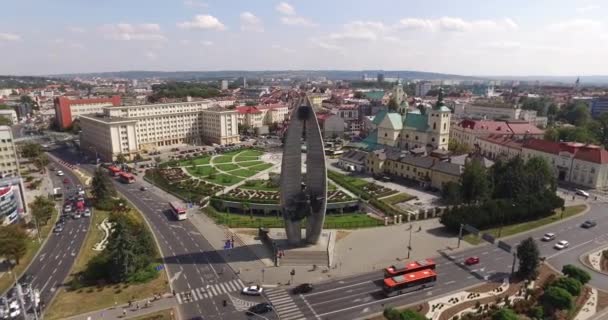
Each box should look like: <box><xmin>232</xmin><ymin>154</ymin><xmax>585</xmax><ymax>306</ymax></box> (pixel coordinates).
<box><xmin>280</xmin><ymin>97</ymin><xmax>327</xmax><ymax>245</ymax></box>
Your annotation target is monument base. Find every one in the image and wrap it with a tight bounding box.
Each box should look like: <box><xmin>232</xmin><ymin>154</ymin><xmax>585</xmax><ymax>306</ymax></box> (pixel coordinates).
<box><xmin>267</xmin><ymin>228</ymin><xmax>335</xmax><ymax>267</ymax></box>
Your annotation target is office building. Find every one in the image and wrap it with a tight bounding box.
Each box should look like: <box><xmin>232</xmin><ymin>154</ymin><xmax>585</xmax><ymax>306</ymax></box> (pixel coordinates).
<box><xmin>591</xmin><ymin>97</ymin><xmax>608</xmax><ymax>118</ymax></box>
<box><xmin>415</xmin><ymin>82</ymin><xmax>432</xmax><ymax>97</ymax></box>
<box><xmin>0</xmin><ymin>126</ymin><xmax>19</xmax><ymax>177</ymax></box>
<box><xmin>221</xmin><ymin>80</ymin><xmax>229</xmax><ymax>90</ymax></box>
<box><xmin>0</xmin><ymin>109</ymin><xmax>18</xmax><ymax>124</ymax></box>
<box><xmin>54</xmin><ymin>95</ymin><xmax>121</xmax><ymax>129</ymax></box>
<box><xmin>0</xmin><ymin>176</ymin><xmax>27</xmax><ymax>225</ymax></box>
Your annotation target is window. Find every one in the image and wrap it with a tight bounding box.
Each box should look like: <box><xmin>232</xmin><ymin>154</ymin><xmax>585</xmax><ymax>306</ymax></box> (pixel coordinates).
<box><xmin>433</xmin><ymin>123</ymin><xmax>436</xmax><ymax>130</ymax></box>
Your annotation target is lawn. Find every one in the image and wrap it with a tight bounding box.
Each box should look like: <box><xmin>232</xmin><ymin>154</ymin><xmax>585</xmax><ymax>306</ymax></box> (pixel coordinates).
<box><xmin>381</xmin><ymin>193</ymin><xmax>416</xmax><ymax>205</ymax></box>
<box><xmin>45</xmin><ymin>208</ymin><xmax>169</xmax><ymax>320</ymax></box>
<box><xmin>235</xmin><ymin>156</ymin><xmax>260</xmax><ymax>162</ymax></box>
<box><xmin>240</xmin><ymin>179</ymin><xmax>278</xmax><ymax>191</ymax></box>
<box><xmin>248</xmin><ymin>163</ymin><xmax>274</xmax><ymax>172</ymax></box>
<box><xmin>0</xmin><ymin>207</ymin><xmax>58</xmax><ymax>294</ymax></box>
<box><xmin>213</xmin><ymin>155</ymin><xmax>234</xmax><ymax>164</ymax></box>
<box><xmin>230</xmin><ymin>169</ymin><xmax>259</xmax><ymax>178</ymax></box>
<box><xmin>203</xmin><ymin>206</ymin><xmax>382</xmax><ymax>229</ymax></box>
<box><xmin>185</xmin><ymin>165</ymin><xmax>215</xmax><ymax>177</ymax></box>
<box><xmin>204</xmin><ymin>173</ymin><xmax>244</xmax><ymax>186</ymax></box>
<box><xmin>216</xmin><ymin>163</ymin><xmax>239</xmax><ymax>171</ymax></box>
<box><xmin>237</xmin><ymin>160</ymin><xmax>264</xmax><ymax>167</ymax></box>
<box><xmin>178</xmin><ymin>156</ymin><xmax>210</xmax><ymax>166</ymax></box>
<box><xmin>238</xmin><ymin>149</ymin><xmax>263</xmax><ymax>157</ymax></box>
<box><xmin>132</xmin><ymin>309</ymin><xmax>177</xmax><ymax>320</ymax></box>
<box><xmin>464</xmin><ymin>204</ymin><xmax>587</xmax><ymax>245</ymax></box>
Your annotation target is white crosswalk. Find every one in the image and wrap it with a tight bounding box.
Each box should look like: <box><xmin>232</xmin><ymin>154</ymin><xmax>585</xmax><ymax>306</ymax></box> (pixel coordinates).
<box><xmin>175</xmin><ymin>279</ymin><xmax>245</xmax><ymax>304</ymax></box>
<box><xmin>265</xmin><ymin>288</ymin><xmax>306</xmax><ymax>320</ymax></box>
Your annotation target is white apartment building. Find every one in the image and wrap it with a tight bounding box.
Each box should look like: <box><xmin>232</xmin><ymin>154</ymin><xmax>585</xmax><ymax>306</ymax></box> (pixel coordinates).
<box><xmin>79</xmin><ymin>100</ymin><xmax>239</xmax><ymax>161</ymax></box>
<box><xmin>0</xmin><ymin>126</ymin><xmax>19</xmax><ymax>177</ymax></box>
<box><xmin>0</xmin><ymin>109</ymin><xmax>18</xmax><ymax>124</ymax></box>
<box><xmin>236</xmin><ymin>104</ymin><xmax>289</xmax><ymax>128</ymax></box>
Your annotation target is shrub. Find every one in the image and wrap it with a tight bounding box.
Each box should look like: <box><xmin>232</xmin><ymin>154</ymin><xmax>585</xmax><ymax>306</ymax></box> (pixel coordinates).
<box><xmin>383</xmin><ymin>307</ymin><xmax>401</xmax><ymax>320</ymax></box>
<box><xmin>127</xmin><ymin>264</ymin><xmax>159</xmax><ymax>283</ymax></box>
<box><xmin>562</xmin><ymin>264</ymin><xmax>591</xmax><ymax>285</ymax></box>
<box><xmin>542</xmin><ymin>286</ymin><xmax>573</xmax><ymax>311</ymax></box>
<box><xmin>551</xmin><ymin>277</ymin><xmax>582</xmax><ymax>296</ymax></box>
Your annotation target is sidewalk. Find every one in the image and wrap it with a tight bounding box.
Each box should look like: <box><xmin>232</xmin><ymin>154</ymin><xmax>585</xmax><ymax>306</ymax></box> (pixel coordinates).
<box><xmin>64</xmin><ymin>295</ymin><xmax>177</xmax><ymax>320</ymax></box>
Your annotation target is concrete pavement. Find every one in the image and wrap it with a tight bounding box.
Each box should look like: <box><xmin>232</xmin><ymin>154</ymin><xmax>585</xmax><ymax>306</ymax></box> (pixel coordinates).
<box><xmin>65</xmin><ymin>295</ymin><xmax>177</xmax><ymax>320</ymax></box>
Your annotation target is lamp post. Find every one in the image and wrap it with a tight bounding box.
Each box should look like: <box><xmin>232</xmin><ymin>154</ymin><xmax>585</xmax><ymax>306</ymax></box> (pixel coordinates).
<box><xmin>31</xmin><ymin>214</ymin><xmax>42</xmax><ymax>244</ymax></box>
<box><xmin>407</xmin><ymin>223</ymin><xmax>413</xmax><ymax>259</ymax></box>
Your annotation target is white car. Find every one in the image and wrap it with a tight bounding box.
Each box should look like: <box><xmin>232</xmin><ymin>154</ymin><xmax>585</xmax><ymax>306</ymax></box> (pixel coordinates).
<box><xmin>241</xmin><ymin>285</ymin><xmax>264</xmax><ymax>296</ymax></box>
<box><xmin>57</xmin><ymin>170</ymin><xmax>64</xmax><ymax>176</ymax></box>
<box><xmin>83</xmin><ymin>208</ymin><xmax>91</xmax><ymax>217</ymax></box>
<box><xmin>542</xmin><ymin>233</ymin><xmax>556</xmax><ymax>241</ymax></box>
<box><xmin>64</xmin><ymin>205</ymin><xmax>72</xmax><ymax>213</ymax></box>
<box><xmin>554</xmin><ymin>240</ymin><xmax>570</xmax><ymax>250</ymax></box>
<box><xmin>576</xmin><ymin>189</ymin><xmax>590</xmax><ymax>197</ymax></box>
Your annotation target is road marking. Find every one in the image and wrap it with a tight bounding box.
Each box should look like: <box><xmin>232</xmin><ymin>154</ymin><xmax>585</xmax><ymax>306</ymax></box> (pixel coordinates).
<box><xmin>481</xmin><ymin>251</ymin><xmax>489</xmax><ymax>255</ymax></box>
<box><xmin>445</xmin><ymin>280</ymin><xmax>456</xmax><ymax>285</ymax></box>
<box><xmin>305</xmin><ymin>280</ymin><xmax>372</xmax><ymax>296</ymax></box>
<box><xmin>176</xmin><ymin>294</ymin><xmax>182</xmax><ymax>304</ymax></box>
<box><xmin>546</xmin><ymin>239</ymin><xmax>594</xmax><ymax>259</ymax></box>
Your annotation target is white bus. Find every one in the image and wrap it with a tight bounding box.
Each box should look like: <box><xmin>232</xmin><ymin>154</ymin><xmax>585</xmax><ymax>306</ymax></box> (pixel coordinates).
<box><xmin>169</xmin><ymin>201</ymin><xmax>187</xmax><ymax>221</ymax></box>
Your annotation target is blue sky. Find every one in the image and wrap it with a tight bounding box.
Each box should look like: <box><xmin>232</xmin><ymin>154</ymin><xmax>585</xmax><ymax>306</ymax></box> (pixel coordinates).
<box><xmin>0</xmin><ymin>0</ymin><xmax>606</xmax><ymax>76</ymax></box>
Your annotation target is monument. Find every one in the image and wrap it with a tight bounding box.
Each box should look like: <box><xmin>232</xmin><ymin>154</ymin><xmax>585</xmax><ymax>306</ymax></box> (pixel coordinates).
<box><xmin>280</xmin><ymin>96</ymin><xmax>327</xmax><ymax>245</ymax></box>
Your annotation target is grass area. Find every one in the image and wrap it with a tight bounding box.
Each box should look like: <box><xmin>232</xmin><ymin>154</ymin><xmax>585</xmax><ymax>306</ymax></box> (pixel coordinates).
<box><xmin>132</xmin><ymin>309</ymin><xmax>177</xmax><ymax>320</ymax></box>
<box><xmin>45</xmin><ymin>208</ymin><xmax>169</xmax><ymax>320</ymax></box>
<box><xmin>238</xmin><ymin>149</ymin><xmax>263</xmax><ymax>157</ymax></box>
<box><xmin>230</xmin><ymin>169</ymin><xmax>259</xmax><ymax>178</ymax></box>
<box><xmin>463</xmin><ymin>204</ymin><xmax>587</xmax><ymax>245</ymax></box>
<box><xmin>235</xmin><ymin>156</ymin><xmax>259</xmax><ymax>162</ymax></box>
<box><xmin>178</xmin><ymin>156</ymin><xmax>210</xmax><ymax>166</ymax></box>
<box><xmin>213</xmin><ymin>155</ymin><xmax>234</xmax><ymax>164</ymax></box>
<box><xmin>203</xmin><ymin>206</ymin><xmax>382</xmax><ymax>229</ymax></box>
<box><xmin>185</xmin><ymin>165</ymin><xmax>215</xmax><ymax>177</ymax></box>
<box><xmin>248</xmin><ymin>163</ymin><xmax>273</xmax><ymax>172</ymax></box>
<box><xmin>240</xmin><ymin>179</ymin><xmax>277</xmax><ymax>191</ymax></box>
<box><xmin>237</xmin><ymin>160</ymin><xmax>264</xmax><ymax>167</ymax></box>
<box><xmin>0</xmin><ymin>207</ymin><xmax>59</xmax><ymax>294</ymax></box>
<box><xmin>381</xmin><ymin>192</ymin><xmax>416</xmax><ymax>205</ymax></box>
<box><xmin>204</xmin><ymin>173</ymin><xmax>244</xmax><ymax>186</ymax></box>
<box><xmin>216</xmin><ymin>163</ymin><xmax>239</xmax><ymax>171</ymax></box>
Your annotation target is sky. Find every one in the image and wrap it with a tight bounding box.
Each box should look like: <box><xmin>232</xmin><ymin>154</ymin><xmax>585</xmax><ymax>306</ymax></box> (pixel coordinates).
<box><xmin>0</xmin><ymin>0</ymin><xmax>606</xmax><ymax>76</ymax></box>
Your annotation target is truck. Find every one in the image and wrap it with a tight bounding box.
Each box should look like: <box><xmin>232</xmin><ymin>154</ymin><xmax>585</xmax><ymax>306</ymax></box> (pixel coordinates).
<box><xmin>52</xmin><ymin>187</ymin><xmax>63</xmax><ymax>200</ymax></box>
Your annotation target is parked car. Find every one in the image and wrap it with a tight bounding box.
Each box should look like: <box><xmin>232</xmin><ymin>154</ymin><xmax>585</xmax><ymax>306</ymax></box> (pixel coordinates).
<box><xmin>582</xmin><ymin>220</ymin><xmax>597</xmax><ymax>228</ymax></box>
<box><xmin>246</xmin><ymin>303</ymin><xmax>273</xmax><ymax>316</ymax></box>
<box><xmin>575</xmin><ymin>189</ymin><xmax>590</xmax><ymax>197</ymax></box>
<box><xmin>56</xmin><ymin>170</ymin><xmax>64</xmax><ymax>176</ymax></box>
<box><xmin>554</xmin><ymin>240</ymin><xmax>570</xmax><ymax>250</ymax></box>
<box><xmin>542</xmin><ymin>233</ymin><xmax>556</xmax><ymax>241</ymax></box>
<box><xmin>241</xmin><ymin>285</ymin><xmax>263</xmax><ymax>296</ymax></box>
<box><xmin>464</xmin><ymin>256</ymin><xmax>480</xmax><ymax>265</ymax></box>
<box><xmin>292</xmin><ymin>283</ymin><xmax>313</xmax><ymax>294</ymax></box>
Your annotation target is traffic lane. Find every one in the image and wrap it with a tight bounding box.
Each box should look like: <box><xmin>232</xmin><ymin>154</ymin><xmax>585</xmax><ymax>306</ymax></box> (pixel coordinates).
<box><xmin>548</xmin><ymin>233</ymin><xmax>608</xmax><ymax>288</ymax></box>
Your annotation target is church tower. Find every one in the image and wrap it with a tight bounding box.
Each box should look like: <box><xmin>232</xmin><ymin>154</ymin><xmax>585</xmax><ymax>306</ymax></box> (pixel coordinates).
<box><xmin>427</xmin><ymin>88</ymin><xmax>451</xmax><ymax>150</ymax></box>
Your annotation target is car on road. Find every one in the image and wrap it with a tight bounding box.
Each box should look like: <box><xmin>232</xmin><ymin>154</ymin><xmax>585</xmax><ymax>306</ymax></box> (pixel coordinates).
<box><xmin>83</xmin><ymin>208</ymin><xmax>91</xmax><ymax>217</ymax></box>
<box><xmin>241</xmin><ymin>285</ymin><xmax>263</xmax><ymax>296</ymax></box>
<box><xmin>582</xmin><ymin>220</ymin><xmax>597</xmax><ymax>228</ymax></box>
<box><xmin>576</xmin><ymin>189</ymin><xmax>590</xmax><ymax>197</ymax></box>
<box><xmin>56</xmin><ymin>170</ymin><xmax>64</xmax><ymax>176</ymax></box>
<box><xmin>246</xmin><ymin>303</ymin><xmax>273</xmax><ymax>315</ymax></box>
<box><xmin>53</xmin><ymin>224</ymin><xmax>64</xmax><ymax>233</ymax></box>
<box><xmin>292</xmin><ymin>283</ymin><xmax>313</xmax><ymax>294</ymax></box>
<box><xmin>554</xmin><ymin>240</ymin><xmax>570</xmax><ymax>250</ymax></box>
<box><xmin>73</xmin><ymin>212</ymin><xmax>81</xmax><ymax>219</ymax></box>
<box><xmin>464</xmin><ymin>256</ymin><xmax>480</xmax><ymax>265</ymax></box>
<box><xmin>140</xmin><ymin>186</ymin><xmax>147</xmax><ymax>191</ymax></box>
<box><xmin>542</xmin><ymin>233</ymin><xmax>556</xmax><ymax>241</ymax></box>
<box><xmin>64</xmin><ymin>204</ymin><xmax>72</xmax><ymax>213</ymax></box>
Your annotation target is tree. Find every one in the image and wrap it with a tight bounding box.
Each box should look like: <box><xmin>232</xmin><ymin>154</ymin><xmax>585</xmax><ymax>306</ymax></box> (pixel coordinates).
<box><xmin>238</xmin><ymin>123</ymin><xmax>251</xmax><ymax>135</ymax></box>
<box><xmin>91</xmin><ymin>167</ymin><xmax>116</xmax><ymax>206</ymax></box>
<box><xmin>20</xmin><ymin>143</ymin><xmax>43</xmax><ymax>159</ymax></box>
<box><xmin>562</xmin><ymin>264</ymin><xmax>591</xmax><ymax>284</ymax></box>
<box><xmin>448</xmin><ymin>139</ymin><xmax>471</xmax><ymax>155</ymax></box>
<box><xmin>551</xmin><ymin>277</ymin><xmax>582</xmax><ymax>296</ymax></box>
<box><xmin>0</xmin><ymin>116</ymin><xmax>11</xmax><ymax>126</ymax></box>
<box><xmin>517</xmin><ymin>237</ymin><xmax>540</xmax><ymax>279</ymax></box>
<box><xmin>460</xmin><ymin>159</ymin><xmax>491</xmax><ymax>203</ymax></box>
<box><xmin>0</xmin><ymin>225</ymin><xmax>29</xmax><ymax>265</ymax></box>
<box><xmin>33</xmin><ymin>154</ymin><xmax>49</xmax><ymax>172</ymax></box>
<box><xmin>387</xmin><ymin>97</ymin><xmax>399</xmax><ymax>112</ymax></box>
<box><xmin>524</xmin><ymin>156</ymin><xmax>556</xmax><ymax>193</ymax></box>
<box><xmin>115</xmin><ymin>153</ymin><xmax>127</xmax><ymax>164</ymax></box>
<box><xmin>492</xmin><ymin>308</ymin><xmax>518</xmax><ymax>320</ymax></box>
<box><xmin>29</xmin><ymin>196</ymin><xmax>55</xmax><ymax>226</ymax></box>
<box><xmin>542</xmin><ymin>286</ymin><xmax>573</xmax><ymax>311</ymax></box>
<box><xmin>133</xmin><ymin>153</ymin><xmax>143</xmax><ymax>162</ymax></box>
<box><xmin>441</xmin><ymin>181</ymin><xmax>461</xmax><ymax>205</ymax></box>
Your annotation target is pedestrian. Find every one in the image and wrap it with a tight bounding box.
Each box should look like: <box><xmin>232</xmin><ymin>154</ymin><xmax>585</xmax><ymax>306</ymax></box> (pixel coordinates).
<box><xmin>128</xmin><ymin>300</ymin><xmax>132</xmax><ymax>308</ymax></box>
<box><xmin>122</xmin><ymin>309</ymin><xmax>127</xmax><ymax>317</ymax></box>
<box><xmin>136</xmin><ymin>302</ymin><xmax>140</xmax><ymax>310</ymax></box>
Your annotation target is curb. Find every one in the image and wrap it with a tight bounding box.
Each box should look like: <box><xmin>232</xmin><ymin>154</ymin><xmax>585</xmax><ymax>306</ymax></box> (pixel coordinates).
<box><xmin>578</xmin><ymin>247</ymin><xmax>608</xmax><ymax>277</ymax></box>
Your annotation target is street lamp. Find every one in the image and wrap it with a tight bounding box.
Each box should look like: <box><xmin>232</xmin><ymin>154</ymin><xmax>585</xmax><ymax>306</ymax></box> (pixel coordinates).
<box><xmin>407</xmin><ymin>223</ymin><xmax>413</xmax><ymax>259</ymax></box>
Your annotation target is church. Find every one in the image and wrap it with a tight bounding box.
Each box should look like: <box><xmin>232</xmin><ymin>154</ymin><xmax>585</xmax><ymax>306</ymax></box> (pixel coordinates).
<box><xmin>363</xmin><ymin>88</ymin><xmax>452</xmax><ymax>151</ymax></box>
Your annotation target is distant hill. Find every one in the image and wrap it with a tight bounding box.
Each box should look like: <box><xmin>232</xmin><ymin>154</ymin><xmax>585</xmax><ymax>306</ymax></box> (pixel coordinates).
<box><xmin>50</xmin><ymin>70</ymin><xmax>484</xmax><ymax>81</ymax></box>
<box><xmin>491</xmin><ymin>75</ymin><xmax>608</xmax><ymax>85</ymax></box>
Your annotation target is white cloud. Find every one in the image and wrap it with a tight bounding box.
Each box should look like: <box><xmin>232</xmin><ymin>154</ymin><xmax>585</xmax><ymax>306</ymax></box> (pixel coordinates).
<box><xmin>276</xmin><ymin>2</ymin><xmax>295</xmax><ymax>15</ymax></box>
<box><xmin>144</xmin><ymin>51</ymin><xmax>157</xmax><ymax>60</ymax></box>
<box><xmin>240</xmin><ymin>12</ymin><xmax>264</xmax><ymax>32</ymax></box>
<box><xmin>576</xmin><ymin>5</ymin><xmax>600</xmax><ymax>13</ymax></box>
<box><xmin>99</xmin><ymin>23</ymin><xmax>166</xmax><ymax>41</ymax></box>
<box><xmin>328</xmin><ymin>21</ymin><xmax>388</xmax><ymax>41</ymax></box>
<box><xmin>201</xmin><ymin>40</ymin><xmax>213</xmax><ymax>46</ymax></box>
<box><xmin>398</xmin><ymin>17</ymin><xmax>518</xmax><ymax>32</ymax></box>
<box><xmin>548</xmin><ymin>19</ymin><xmax>602</xmax><ymax>32</ymax></box>
<box><xmin>67</xmin><ymin>26</ymin><xmax>86</xmax><ymax>34</ymax></box>
<box><xmin>280</xmin><ymin>16</ymin><xmax>316</xmax><ymax>27</ymax></box>
<box><xmin>271</xmin><ymin>44</ymin><xmax>294</xmax><ymax>53</ymax></box>
<box><xmin>183</xmin><ymin>0</ymin><xmax>207</xmax><ymax>8</ymax></box>
<box><xmin>177</xmin><ymin>15</ymin><xmax>226</xmax><ymax>30</ymax></box>
<box><xmin>0</xmin><ymin>33</ymin><xmax>20</xmax><ymax>41</ymax></box>
<box><xmin>483</xmin><ymin>41</ymin><xmax>522</xmax><ymax>50</ymax></box>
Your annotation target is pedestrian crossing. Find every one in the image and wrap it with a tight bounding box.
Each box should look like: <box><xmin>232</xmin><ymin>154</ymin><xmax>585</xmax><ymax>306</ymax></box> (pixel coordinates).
<box><xmin>265</xmin><ymin>288</ymin><xmax>306</xmax><ymax>320</ymax></box>
<box><xmin>175</xmin><ymin>279</ymin><xmax>245</xmax><ymax>304</ymax></box>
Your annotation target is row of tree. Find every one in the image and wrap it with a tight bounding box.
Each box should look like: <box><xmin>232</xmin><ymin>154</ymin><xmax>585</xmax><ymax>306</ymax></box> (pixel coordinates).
<box><xmin>91</xmin><ymin>167</ymin><xmax>117</xmax><ymax>210</ymax></box>
<box><xmin>149</xmin><ymin>82</ymin><xmax>223</xmax><ymax>102</ymax></box>
<box><xmin>440</xmin><ymin>156</ymin><xmax>564</xmax><ymax>232</ymax></box>
<box><xmin>20</xmin><ymin>143</ymin><xmax>50</xmax><ymax>172</ymax></box>
<box><xmin>543</xmin><ymin>101</ymin><xmax>608</xmax><ymax>149</ymax></box>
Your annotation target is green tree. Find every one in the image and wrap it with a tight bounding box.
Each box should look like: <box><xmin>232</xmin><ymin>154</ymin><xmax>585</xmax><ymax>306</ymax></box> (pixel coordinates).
<box><xmin>558</xmin><ymin>102</ymin><xmax>591</xmax><ymax>126</ymax></box>
<box><xmin>562</xmin><ymin>264</ymin><xmax>591</xmax><ymax>284</ymax></box>
<box><xmin>33</xmin><ymin>154</ymin><xmax>50</xmax><ymax>172</ymax></box>
<box><xmin>0</xmin><ymin>225</ymin><xmax>29</xmax><ymax>264</ymax></box>
<box><xmin>0</xmin><ymin>116</ymin><xmax>11</xmax><ymax>126</ymax></box>
<box><xmin>492</xmin><ymin>308</ymin><xmax>518</xmax><ymax>320</ymax></box>
<box><xmin>115</xmin><ymin>153</ymin><xmax>127</xmax><ymax>164</ymax></box>
<box><xmin>91</xmin><ymin>167</ymin><xmax>116</xmax><ymax>206</ymax></box>
<box><xmin>460</xmin><ymin>159</ymin><xmax>491</xmax><ymax>203</ymax></box>
<box><xmin>20</xmin><ymin>143</ymin><xmax>43</xmax><ymax>158</ymax></box>
<box><xmin>441</xmin><ymin>181</ymin><xmax>461</xmax><ymax>205</ymax></box>
<box><xmin>552</xmin><ymin>277</ymin><xmax>582</xmax><ymax>296</ymax></box>
<box><xmin>29</xmin><ymin>195</ymin><xmax>55</xmax><ymax>226</ymax></box>
<box><xmin>542</xmin><ymin>286</ymin><xmax>573</xmax><ymax>311</ymax></box>
<box><xmin>524</xmin><ymin>156</ymin><xmax>556</xmax><ymax>193</ymax></box>
<box><xmin>517</xmin><ymin>237</ymin><xmax>540</xmax><ymax>279</ymax></box>
<box><xmin>238</xmin><ymin>123</ymin><xmax>251</xmax><ymax>135</ymax></box>
<box><xmin>544</xmin><ymin>127</ymin><xmax>559</xmax><ymax>142</ymax></box>
<box><xmin>448</xmin><ymin>139</ymin><xmax>471</xmax><ymax>155</ymax></box>
<box><xmin>387</xmin><ymin>97</ymin><xmax>399</xmax><ymax>112</ymax></box>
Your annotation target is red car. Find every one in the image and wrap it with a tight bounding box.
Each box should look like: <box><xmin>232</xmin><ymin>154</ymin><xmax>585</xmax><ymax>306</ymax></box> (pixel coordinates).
<box><xmin>465</xmin><ymin>256</ymin><xmax>480</xmax><ymax>266</ymax></box>
<box><xmin>63</xmin><ymin>178</ymin><xmax>70</xmax><ymax>184</ymax></box>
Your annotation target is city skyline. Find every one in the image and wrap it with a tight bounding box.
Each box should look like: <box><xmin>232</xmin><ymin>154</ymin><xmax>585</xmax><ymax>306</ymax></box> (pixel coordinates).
<box><xmin>0</xmin><ymin>0</ymin><xmax>606</xmax><ymax>76</ymax></box>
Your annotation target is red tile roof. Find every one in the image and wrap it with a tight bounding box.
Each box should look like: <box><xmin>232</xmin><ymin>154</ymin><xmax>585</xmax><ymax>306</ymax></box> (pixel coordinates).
<box><xmin>236</xmin><ymin>106</ymin><xmax>262</xmax><ymax>114</ymax></box>
<box><xmin>506</xmin><ymin>121</ymin><xmax>544</xmax><ymax>135</ymax></box>
<box><xmin>458</xmin><ymin>119</ymin><xmax>544</xmax><ymax>136</ymax></box>
<box><xmin>523</xmin><ymin>139</ymin><xmax>608</xmax><ymax>164</ymax></box>
<box><xmin>478</xmin><ymin>135</ymin><xmax>523</xmax><ymax>150</ymax></box>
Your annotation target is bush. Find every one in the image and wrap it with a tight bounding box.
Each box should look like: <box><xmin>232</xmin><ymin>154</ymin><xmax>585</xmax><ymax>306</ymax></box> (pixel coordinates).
<box><xmin>383</xmin><ymin>307</ymin><xmax>401</xmax><ymax>320</ymax></box>
<box><xmin>542</xmin><ymin>286</ymin><xmax>573</xmax><ymax>311</ymax></box>
<box><xmin>562</xmin><ymin>264</ymin><xmax>591</xmax><ymax>285</ymax></box>
<box><xmin>551</xmin><ymin>277</ymin><xmax>582</xmax><ymax>296</ymax></box>
<box><xmin>492</xmin><ymin>308</ymin><xmax>518</xmax><ymax>320</ymax></box>
<box><xmin>529</xmin><ymin>306</ymin><xmax>543</xmax><ymax>319</ymax></box>
<box><xmin>127</xmin><ymin>264</ymin><xmax>159</xmax><ymax>283</ymax></box>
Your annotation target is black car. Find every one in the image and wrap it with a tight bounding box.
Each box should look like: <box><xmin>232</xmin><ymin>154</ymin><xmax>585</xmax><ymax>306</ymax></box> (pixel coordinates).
<box><xmin>582</xmin><ymin>220</ymin><xmax>597</xmax><ymax>228</ymax></box>
<box><xmin>292</xmin><ymin>283</ymin><xmax>313</xmax><ymax>294</ymax></box>
<box><xmin>246</xmin><ymin>303</ymin><xmax>273</xmax><ymax>315</ymax></box>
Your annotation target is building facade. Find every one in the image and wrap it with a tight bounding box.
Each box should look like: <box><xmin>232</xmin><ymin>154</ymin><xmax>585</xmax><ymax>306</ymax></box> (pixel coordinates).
<box><xmin>591</xmin><ymin>97</ymin><xmax>608</xmax><ymax>118</ymax></box>
<box><xmin>451</xmin><ymin>119</ymin><xmax>544</xmax><ymax>149</ymax></box>
<box><xmin>0</xmin><ymin>109</ymin><xmax>18</xmax><ymax>124</ymax></box>
<box><xmin>317</xmin><ymin>113</ymin><xmax>345</xmax><ymax>139</ymax></box>
<box><xmin>54</xmin><ymin>96</ymin><xmax>121</xmax><ymax>129</ymax></box>
<box><xmin>0</xmin><ymin>126</ymin><xmax>19</xmax><ymax>177</ymax></box>
<box><xmin>415</xmin><ymin>82</ymin><xmax>432</xmax><ymax>97</ymax></box>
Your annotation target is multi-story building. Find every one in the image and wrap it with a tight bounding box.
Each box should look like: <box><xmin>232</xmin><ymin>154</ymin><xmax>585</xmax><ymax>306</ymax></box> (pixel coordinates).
<box><xmin>0</xmin><ymin>185</ymin><xmax>20</xmax><ymax>225</ymax></box>
<box><xmin>415</xmin><ymin>82</ymin><xmax>432</xmax><ymax>97</ymax></box>
<box><xmin>0</xmin><ymin>109</ymin><xmax>18</xmax><ymax>124</ymax></box>
<box><xmin>477</xmin><ymin>135</ymin><xmax>524</xmax><ymax>160</ymax></box>
<box><xmin>220</xmin><ymin>80</ymin><xmax>229</xmax><ymax>91</ymax></box>
<box><xmin>450</xmin><ymin>119</ymin><xmax>544</xmax><ymax>149</ymax></box>
<box><xmin>54</xmin><ymin>95</ymin><xmax>121</xmax><ymax>129</ymax></box>
<box><xmin>317</xmin><ymin>113</ymin><xmax>345</xmax><ymax>139</ymax></box>
<box><xmin>591</xmin><ymin>97</ymin><xmax>608</xmax><ymax>118</ymax></box>
<box><xmin>0</xmin><ymin>126</ymin><xmax>19</xmax><ymax>177</ymax></box>
<box><xmin>236</xmin><ymin>104</ymin><xmax>289</xmax><ymax>129</ymax></box>
<box><xmin>79</xmin><ymin>100</ymin><xmax>239</xmax><ymax>161</ymax></box>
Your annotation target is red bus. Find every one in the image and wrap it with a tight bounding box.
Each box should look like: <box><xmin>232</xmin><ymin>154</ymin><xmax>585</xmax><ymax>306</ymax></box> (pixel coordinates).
<box><xmin>384</xmin><ymin>259</ymin><xmax>436</xmax><ymax>278</ymax></box>
<box><xmin>383</xmin><ymin>269</ymin><xmax>437</xmax><ymax>297</ymax></box>
<box><xmin>169</xmin><ymin>201</ymin><xmax>187</xmax><ymax>221</ymax></box>
<box><xmin>118</xmin><ymin>172</ymin><xmax>135</xmax><ymax>184</ymax></box>
<box><xmin>108</xmin><ymin>166</ymin><xmax>121</xmax><ymax>177</ymax></box>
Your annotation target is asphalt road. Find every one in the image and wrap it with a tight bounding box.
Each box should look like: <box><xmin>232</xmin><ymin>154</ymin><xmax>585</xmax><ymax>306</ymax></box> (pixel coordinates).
<box><xmin>24</xmin><ymin>160</ymin><xmax>89</xmax><ymax>314</ymax></box>
<box><xmin>51</xmin><ymin>147</ymin><xmax>274</xmax><ymax>320</ymax></box>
